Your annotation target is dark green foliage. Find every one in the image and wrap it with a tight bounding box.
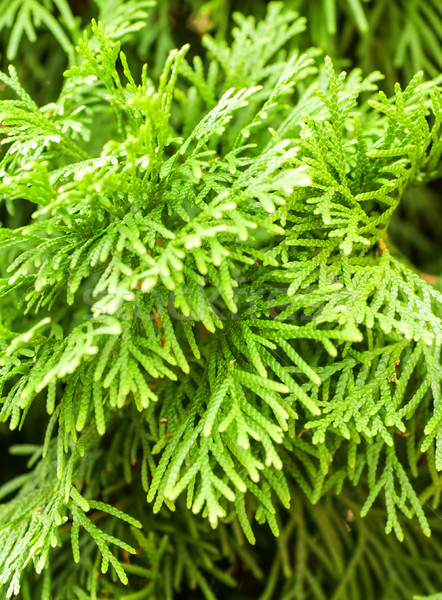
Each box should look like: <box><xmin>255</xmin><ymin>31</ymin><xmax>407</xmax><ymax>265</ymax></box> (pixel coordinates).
<box><xmin>0</xmin><ymin>2</ymin><xmax>441</xmax><ymax>599</ymax></box>
<box><xmin>142</xmin><ymin>0</ymin><xmax>442</xmax><ymax>87</ymax></box>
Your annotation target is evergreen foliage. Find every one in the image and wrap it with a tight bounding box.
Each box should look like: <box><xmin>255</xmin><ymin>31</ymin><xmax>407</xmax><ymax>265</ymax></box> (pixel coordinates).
<box><xmin>142</xmin><ymin>0</ymin><xmax>442</xmax><ymax>86</ymax></box>
<box><xmin>0</xmin><ymin>2</ymin><xmax>441</xmax><ymax>598</ymax></box>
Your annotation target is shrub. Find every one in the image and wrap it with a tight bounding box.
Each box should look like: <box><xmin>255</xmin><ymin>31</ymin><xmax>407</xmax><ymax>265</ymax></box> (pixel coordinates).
<box><xmin>0</xmin><ymin>2</ymin><xmax>441</xmax><ymax>598</ymax></box>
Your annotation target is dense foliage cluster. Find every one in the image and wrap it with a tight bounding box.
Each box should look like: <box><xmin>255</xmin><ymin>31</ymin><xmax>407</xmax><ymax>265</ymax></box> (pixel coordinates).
<box><xmin>0</xmin><ymin>1</ymin><xmax>441</xmax><ymax>599</ymax></box>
